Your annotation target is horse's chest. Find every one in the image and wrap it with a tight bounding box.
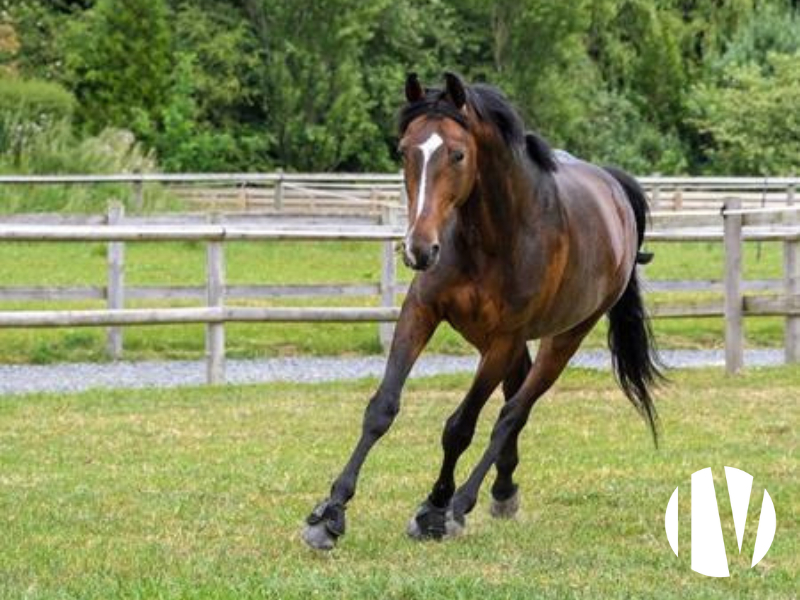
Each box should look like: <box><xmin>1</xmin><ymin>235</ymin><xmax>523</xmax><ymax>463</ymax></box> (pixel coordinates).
<box><xmin>439</xmin><ymin>283</ymin><xmax>513</xmax><ymax>345</ymax></box>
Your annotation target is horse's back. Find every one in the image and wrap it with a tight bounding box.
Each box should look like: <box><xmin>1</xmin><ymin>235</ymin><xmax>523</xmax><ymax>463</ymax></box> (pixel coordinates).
<box><xmin>544</xmin><ymin>156</ymin><xmax>639</xmax><ymax>318</ymax></box>
<box><xmin>552</xmin><ymin>155</ymin><xmax>637</xmax><ymax>265</ymax></box>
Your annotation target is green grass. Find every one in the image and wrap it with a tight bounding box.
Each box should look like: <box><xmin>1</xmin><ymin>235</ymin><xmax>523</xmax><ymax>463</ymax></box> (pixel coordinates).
<box><xmin>0</xmin><ymin>368</ymin><xmax>797</xmax><ymax>599</ymax></box>
<box><xmin>0</xmin><ymin>238</ymin><xmax>788</xmax><ymax>363</ymax></box>
<box><xmin>0</xmin><ymin>183</ymin><xmax>184</xmax><ymax>214</ymax></box>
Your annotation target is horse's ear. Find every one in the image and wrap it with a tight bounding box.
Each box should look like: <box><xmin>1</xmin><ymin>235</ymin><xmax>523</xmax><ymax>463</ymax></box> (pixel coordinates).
<box><xmin>405</xmin><ymin>72</ymin><xmax>424</xmax><ymax>103</ymax></box>
<box><xmin>443</xmin><ymin>71</ymin><xmax>466</xmax><ymax>109</ymax></box>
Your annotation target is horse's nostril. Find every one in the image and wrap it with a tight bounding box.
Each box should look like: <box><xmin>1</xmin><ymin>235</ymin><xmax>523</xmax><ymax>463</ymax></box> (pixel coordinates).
<box><xmin>431</xmin><ymin>243</ymin><xmax>441</xmax><ymax>257</ymax></box>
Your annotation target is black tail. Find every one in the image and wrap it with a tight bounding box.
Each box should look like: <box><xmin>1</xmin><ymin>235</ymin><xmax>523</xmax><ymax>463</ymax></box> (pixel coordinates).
<box><xmin>603</xmin><ymin>166</ymin><xmax>663</xmax><ymax>445</ymax></box>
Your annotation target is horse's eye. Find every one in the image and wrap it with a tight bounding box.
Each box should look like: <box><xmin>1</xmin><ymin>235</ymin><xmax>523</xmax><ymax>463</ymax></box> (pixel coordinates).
<box><xmin>451</xmin><ymin>150</ymin><xmax>465</xmax><ymax>163</ymax></box>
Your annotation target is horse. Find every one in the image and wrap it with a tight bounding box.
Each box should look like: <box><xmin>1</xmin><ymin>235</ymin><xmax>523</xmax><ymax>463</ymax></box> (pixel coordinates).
<box><xmin>302</xmin><ymin>72</ymin><xmax>662</xmax><ymax>550</ymax></box>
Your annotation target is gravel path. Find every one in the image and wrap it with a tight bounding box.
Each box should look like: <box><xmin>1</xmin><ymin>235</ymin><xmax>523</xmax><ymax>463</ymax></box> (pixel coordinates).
<box><xmin>0</xmin><ymin>349</ymin><xmax>786</xmax><ymax>396</ymax></box>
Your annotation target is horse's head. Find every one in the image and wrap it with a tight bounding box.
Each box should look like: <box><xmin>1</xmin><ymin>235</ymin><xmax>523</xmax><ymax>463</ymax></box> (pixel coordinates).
<box><xmin>398</xmin><ymin>72</ymin><xmax>478</xmax><ymax>271</ymax></box>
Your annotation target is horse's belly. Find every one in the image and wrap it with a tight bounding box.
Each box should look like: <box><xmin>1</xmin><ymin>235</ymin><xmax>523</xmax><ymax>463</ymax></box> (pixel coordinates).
<box><xmin>522</xmin><ymin>257</ymin><xmax>631</xmax><ymax>339</ymax></box>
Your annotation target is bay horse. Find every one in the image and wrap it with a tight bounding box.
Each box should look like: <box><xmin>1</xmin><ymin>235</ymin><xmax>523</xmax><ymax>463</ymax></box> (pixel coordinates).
<box><xmin>303</xmin><ymin>72</ymin><xmax>661</xmax><ymax>550</ymax></box>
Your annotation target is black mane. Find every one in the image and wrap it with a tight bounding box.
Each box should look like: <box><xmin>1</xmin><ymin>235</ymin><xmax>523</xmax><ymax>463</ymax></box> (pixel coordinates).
<box><xmin>524</xmin><ymin>131</ymin><xmax>558</xmax><ymax>173</ymax></box>
<box><xmin>398</xmin><ymin>81</ymin><xmax>557</xmax><ymax>173</ymax></box>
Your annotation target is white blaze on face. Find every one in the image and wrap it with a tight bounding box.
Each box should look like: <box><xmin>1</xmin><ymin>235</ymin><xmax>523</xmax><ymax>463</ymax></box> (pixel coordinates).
<box><xmin>415</xmin><ymin>132</ymin><xmax>444</xmax><ymax>219</ymax></box>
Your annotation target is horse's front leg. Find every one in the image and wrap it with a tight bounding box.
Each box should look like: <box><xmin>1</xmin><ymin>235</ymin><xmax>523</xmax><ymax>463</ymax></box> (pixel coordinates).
<box><xmin>302</xmin><ymin>297</ymin><xmax>439</xmax><ymax>550</ymax></box>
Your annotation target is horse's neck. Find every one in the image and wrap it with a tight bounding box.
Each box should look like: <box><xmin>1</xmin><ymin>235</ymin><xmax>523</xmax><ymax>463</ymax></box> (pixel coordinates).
<box><xmin>457</xmin><ymin>153</ymin><xmax>543</xmax><ymax>254</ymax></box>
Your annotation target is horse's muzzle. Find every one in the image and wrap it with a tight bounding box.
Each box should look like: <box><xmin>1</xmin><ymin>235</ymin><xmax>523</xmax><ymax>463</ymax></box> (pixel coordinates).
<box><xmin>403</xmin><ymin>239</ymin><xmax>440</xmax><ymax>271</ymax></box>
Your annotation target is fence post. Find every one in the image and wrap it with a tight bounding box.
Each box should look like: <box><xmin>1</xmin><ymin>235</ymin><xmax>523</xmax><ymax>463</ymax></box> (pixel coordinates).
<box><xmin>785</xmin><ymin>184</ymin><xmax>799</xmax><ymax>363</ymax></box>
<box><xmin>673</xmin><ymin>187</ymin><xmax>683</xmax><ymax>211</ymax></box>
<box><xmin>206</xmin><ymin>214</ymin><xmax>226</xmax><ymax>384</ymax></box>
<box><xmin>132</xmin><ymin>171</ymin><xmax>143</xmax><ymax>212</ymax></box>
<box><xmin>106</xmin><ymin>201</ymin><xmax>125</xmax><ymax>360</ymax></box>
<box><xmin>723</xmin><ymin>198</ymin><xmax>744</xmax><ymax>374</ymax></box>
<box><xmin>651</xmin><ymin>173</ymin><xmax>661</xmax><ymax>211</ymax></box>
<box><xmin>274</xmin><ymin>169</ymin><xmax>284</xmax><ymax>211</ymax></box>
<box><xmin>379</xmin><ymin>197</ymin><xmax>398</xmax><ymax>353</ymax></box>
<box><xmin>238</xmin><ymin>181</ymin><xmax>248</xmax><ymax>211</ymax></box>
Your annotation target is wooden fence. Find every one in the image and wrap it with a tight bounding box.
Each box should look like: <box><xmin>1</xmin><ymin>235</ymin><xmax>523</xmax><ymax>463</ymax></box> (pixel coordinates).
<box><xmin>0</xmin><ymin>172</ymin><xmax>797</xmax><ymax>215</ymax></box>
<box><xmin>0</xmin><ymin>173</ymin><xmax>798</xmax><ymax>382</ymax></box>
<box><xmin>0</xmin><ymin>202</ymin><xmax>798</xmax><ymax>381</ymax></box>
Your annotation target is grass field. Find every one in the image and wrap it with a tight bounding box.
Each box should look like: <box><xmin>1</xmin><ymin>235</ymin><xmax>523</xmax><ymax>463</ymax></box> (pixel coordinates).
<box><xmin>0</xmin><ymin>238</ymin><xmax>788</xmax><ymax>363</ymax></box>
<box><xmin>0</xmin><ymin>368</ymin><xmax>797</xmax><ymax>599</ymax></box>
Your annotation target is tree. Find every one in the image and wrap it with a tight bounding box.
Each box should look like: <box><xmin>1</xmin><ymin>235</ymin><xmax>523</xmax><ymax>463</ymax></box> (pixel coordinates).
<box><xmin>66</xmin><ymin>0</ymin><xmax>172</xmax><ymax>136</ymax></box>
<box><xmin>3</xmin><ymin>0</ymin><xmax>799</xmax><ymax>174</ymax></box>
<box><xmin>688</xmin><ymin>52</ymin><xmax>799</xmax><ymax>175</ymax></box>
<box><xmin>246</xmin><ymin>0</ymin><xmax>390</xmax><ymax>171</ymax></box>
<box><xmin>479</xmin><ymin>0</ymin><xmax>599</xmax><ymax>146</ymax></box>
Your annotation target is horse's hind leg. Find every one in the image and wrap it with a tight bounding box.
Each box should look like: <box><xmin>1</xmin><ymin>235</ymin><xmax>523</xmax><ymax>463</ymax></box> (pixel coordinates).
<box><xmin>407</xmin><ymin>336</ymin><xmax>520</xmax><ymax>540</ymax></box>
<box><xmin>450</xmin><ymin>317</ymin><xmax>600</xmax><ymax>525</ymax></box>
<box><xmin>490</xmin><ymin>345</ymin><xmax>533</xmax><ymax>519</ymax></box>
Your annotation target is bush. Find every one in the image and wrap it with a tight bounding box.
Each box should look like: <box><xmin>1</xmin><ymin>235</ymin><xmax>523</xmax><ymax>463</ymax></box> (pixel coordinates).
<box><xmin>0</xmin><ymin>118</ymin><xmax>168</xmax><ymax>213</ymax></box>
<box><xmin>146</xmin><ymin>53</ymin><xmax>241</xmax><ymax>172</ymax></box>
<box><xmin>0</xmin><ymin>78</ymin><xmax>74</xmax><ymax>121</ymax></box>
<box><xmin>28</xmin><ymin>127</ymin><xmax>156</xmax><ymax>175</ymax></box>
<box><xmin>0</xmin><ymin>78</ymin><xmax>75</xmax><ymax>163</ymax></box>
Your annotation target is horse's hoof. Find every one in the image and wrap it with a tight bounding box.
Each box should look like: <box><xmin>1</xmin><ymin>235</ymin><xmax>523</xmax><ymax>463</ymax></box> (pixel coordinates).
<box><xmin>407</xmin><ymin>499</ymin><xmax>446</xmax><ymax>540</ymax></box>
<box><xmin>445</xmin><ymin>509</ymin><xmax>466</xmax><ymax>537</ymax></box>
<box><xmin>490</xmin><ymin>487</ymin><xmax>520</xmax><ymax>519</ymax></box>
<box><xmin>407</xmin><ymin>501</ymin><xmax>465</xmax><ymax>540</ymax></box>
<box><xmin>303</xmin><ymin>499</ymin><xmax>345</xmax><ymax>551</ymax></box>
<box><xmin>406</xmin><ymin>515</ymin><xmax>424</xmax><ymax>540</ymax></box>
<box><xmin>302</xmin><ymin>522</ymin><xmax>337</xmax><ymax>551</ymax></box>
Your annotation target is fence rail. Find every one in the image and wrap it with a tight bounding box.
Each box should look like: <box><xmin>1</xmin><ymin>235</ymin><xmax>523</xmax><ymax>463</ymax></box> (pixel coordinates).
<box><xmin>1</xmin><ymin>173</ymin><xmax>798</xmax><ymax>186</ymax></box>
<box><xmin>1</xmin><ymin>173</ymin><xmax>797</xmax><ymax>213</ymax></box>
<box><xmin>1</xmin><ymin>175</ymin><xmax>798</xmax><ymax>380</ymax></box>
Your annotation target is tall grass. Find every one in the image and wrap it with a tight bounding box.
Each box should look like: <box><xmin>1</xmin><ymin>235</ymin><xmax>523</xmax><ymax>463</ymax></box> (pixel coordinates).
<box><xmin>0</xmin><ymin>108</ymin><xmax>180</xmax><ymax>213</ymax></box>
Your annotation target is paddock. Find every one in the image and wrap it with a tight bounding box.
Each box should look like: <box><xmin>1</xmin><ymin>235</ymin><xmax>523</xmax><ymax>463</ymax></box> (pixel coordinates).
<box><xmin>0</xmin><ymin>174</ymin><xmax>798</xmax><ymax>598</ymax></box>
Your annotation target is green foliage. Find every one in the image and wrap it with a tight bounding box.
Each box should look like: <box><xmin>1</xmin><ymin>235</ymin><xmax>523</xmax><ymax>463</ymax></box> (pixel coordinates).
<box><xmin>0</xmin><ymin>117</ymin><xmax>163</xmax><ymax>213</ymax></box>
<box><xmin>0</xmin><ymin>78</ymin><xmax>73</xmax><ymax>119</ymax></box>
<box><xmin>255</xmin><ymin>0</ymin><xmax>389</xmax><ymax>170</ymax></box>
<box><xmin>574</xmin><ymin>89</ymin><xmax>687</xmax><ymax>174</ymax></box>
<box><xmin>0</xmin><ymin>78</ymin><xmax>75</xmax><ymax>164</ymax></box>
<box><xmin>712</xmin><ymin>1</ymin><xmax>798</xmax><ymax>70</ymax></box>
<box><xmin>0</xmin><ymin>21</ymin><xmax>20</xmax><ymax>77</ymax></box>
<box><xmin>65</xmin><ymin>0</ymin><xmax>172</xmax><ymax>136</ymax></box>
<box><xmin>165</xmin><ymin>3</ymin><xmax>274</xmax><ymax>171</ymax></box>
<box><xmin>359</xmin><ymin>0</ymin><xmax>463</xmax><ymax>166</ymax></box>
<box><xmin>689</xmin><ymin>52</ymin><xmax>800</xmax><ymax>175</ymax></box>
<box><xmin>1</xmin><ymin>0</ymin><xmax>798</xmax><ymax>175</ymax></box>
<box><xmin>171</xmin><ymin>4</ymin><xmax>261</xmax><ymax>126</ymax></box>
<box><xmin>143</xmin><ymin>53</ymin><xmax>240</xmax><ymax>172</ymax></box>
<box><xmin>0</xmin><ymin>0</ymin><xmax>72</xmax><ymax>82</ymax></box>
<box><xmin>630</xmin><ymin>7</ymin><xmax>687</xmax><ymax>130</ymax></box>
<box><xmin>0</xmin><ymin>105</ymin><xmax>154</xmax><ymax>177</ymax></box>
<box><xmin>489</xmin><ymin>0</ymin><xmax>597</xmax><ymax>145</ymax></box>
